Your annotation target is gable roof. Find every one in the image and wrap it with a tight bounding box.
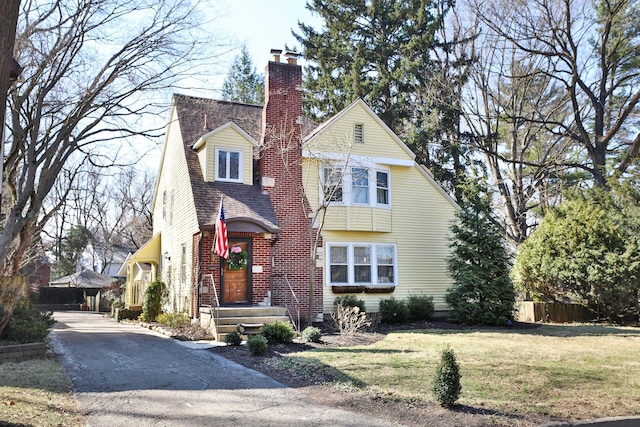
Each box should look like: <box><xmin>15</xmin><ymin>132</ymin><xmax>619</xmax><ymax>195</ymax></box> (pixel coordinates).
<box><xmin>303</xmin><ymin>98</ymin><xmax>416</xmax><ymax>161</ymax></box>
<box><xmin>172</xmin><ymin>94</ymin><xmax>280</xmax><ymax>232</ymax></box>
<box><xmin>49</xmin><ymin>269</ymin><xmax>117</xmax><ymax>289</ymax></box>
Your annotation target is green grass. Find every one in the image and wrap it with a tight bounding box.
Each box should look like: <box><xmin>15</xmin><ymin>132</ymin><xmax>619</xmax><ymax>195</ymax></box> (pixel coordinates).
<box><xmin>0</xmin><ymin>358</ymin><xmax>82</xmax><ymax>426</ymax></box>
<box><xmin>286</xmin><ymin>324</ymin><xmax>640</xmax><ymax>421</ymax></box>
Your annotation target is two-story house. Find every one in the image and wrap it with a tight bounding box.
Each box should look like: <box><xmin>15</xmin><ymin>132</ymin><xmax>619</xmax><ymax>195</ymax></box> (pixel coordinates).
<box><xmin>122</xmin><ymin>50</ymin><xmax>458</xmax><ymax>329</ymax></box>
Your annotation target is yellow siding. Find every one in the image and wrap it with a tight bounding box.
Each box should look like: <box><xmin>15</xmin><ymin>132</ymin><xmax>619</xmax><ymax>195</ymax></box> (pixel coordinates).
<box><xmin>305</xmin><ymin>103</ymin><xmax>413</xmax><ymax>161</ymax></box>
<box><xmin>320</xmin><ymin>165</ymin><xmax>456</xmax><ymax>313</ymax></box>
<box><xmin>152</xmin><ymin>106</ymin><xmax>200</xmax><ymax>314</ymax></box>
<box><xmin>200</xmin><ymin>126</ymin><xmax>254</xmax><ymax>185</ymax></box>
<box><xmin>306</xmin><ymin>103</ymin><xmax>458</xmax><ymax>315</ymax></box>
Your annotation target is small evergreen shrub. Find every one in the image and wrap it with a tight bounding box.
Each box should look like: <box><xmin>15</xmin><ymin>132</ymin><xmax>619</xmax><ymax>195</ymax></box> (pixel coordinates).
<box><xmin>0</xmin><ymin>302</ymin><xmax>55</xmax><ymax>343</ymax></box>
<box><xmin>407</xmin><ymin>294</ymin><xmax>435</xmax><ymax>321</ymax></box>
<box><xmin>247</xmin><ymin>335</ymin><xmax>268</xmax><ymax>355</ymax></box>
<box><xmin>432</xmin><ymin>346</ymin><xmax>462</xmax><ymax>407</ymax></box>
<box><xmin>301</xmin><ymin>326</ymin><xmax>322</xmax><ymax>343</ymax></box>
<box><xmin>379</xmin><ymin>297</ymin><xmax>409</xmax><ymax>323</ymax></box>
<box><xmin>156</xmin><ymin>312</ymin><xmax>190</xmax><ymax>328</ymax></box>
<box><xmin>142</xmin><ymin>280</ymin><xmax>166</xmax><ymax>322</ymax></box>
<box><xmin>334</xmin><ymin>295</ymin><xmax>366</xmax><ymax>313</ymax></box>
<box><xmin>262</xmin><ymin>320</ymin><xmax>295</xmax><ymax>344</ymax></box>
<box><xmin>225</xmin><ymin>331</ymin><xmax>243</xmax><ymax>346</ymax></box>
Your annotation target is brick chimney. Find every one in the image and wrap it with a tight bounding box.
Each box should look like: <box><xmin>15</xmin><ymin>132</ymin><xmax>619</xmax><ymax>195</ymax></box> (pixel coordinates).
<box><xmin>259</xmin><ymin>49</ymin><xmax>322</xmax><ymax>323</ymax></box>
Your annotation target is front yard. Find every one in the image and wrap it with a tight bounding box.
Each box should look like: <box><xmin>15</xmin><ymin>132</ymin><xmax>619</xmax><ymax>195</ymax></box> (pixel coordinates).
<box><xmin>214</xmin><ymin>322</ymin><xmax>640</xmax><ymax>426</ymax></box>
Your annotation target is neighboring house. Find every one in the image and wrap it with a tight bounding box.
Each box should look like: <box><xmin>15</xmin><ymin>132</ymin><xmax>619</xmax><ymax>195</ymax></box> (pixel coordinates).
<box><xmin>80</xmin><ymin>243</ymin><xmax>135</xmax><ymax>279</ymax></box>
<box><xmin>122</xmin><ymin>50</ymin><xmax>458</xmax><ymax>323</ymax></box>
<box><xmin>50</xmin><ymin>269</ymin><xmax>118</xmax><ymax>311</ymax></box>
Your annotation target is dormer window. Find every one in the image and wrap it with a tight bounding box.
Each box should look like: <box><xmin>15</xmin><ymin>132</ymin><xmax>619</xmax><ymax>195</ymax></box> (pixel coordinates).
<box><xmin>354</xmin><ymin>123</ymin><xmax>364</xmax><ymax>144</ymax></box>
<box><xmin>216</xmin><ymin>148</ymin><xmax>242</xmax><ymax>182</ymax></box>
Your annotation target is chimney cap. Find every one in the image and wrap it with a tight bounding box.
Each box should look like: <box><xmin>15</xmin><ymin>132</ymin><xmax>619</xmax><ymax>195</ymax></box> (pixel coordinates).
<box><xmin>284</xmin><ymin>51</ymin><xmax>300</xmax><ymax>65</ymax></box>
<box><xmin>270</xmin><ymin>48</ymin><xmax>283</xmax><ymax>62</ymax></box>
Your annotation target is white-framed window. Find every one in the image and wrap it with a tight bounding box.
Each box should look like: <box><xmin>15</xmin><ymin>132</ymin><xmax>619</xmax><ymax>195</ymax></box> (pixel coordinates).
<box><xmin>169</xmin><ymin>190</ymin><xmax>175</xmax><ymax>226</ymax></box>
<box><xmin>322</xmin><ymin>165</ymin><xmax>343</xmax><ymax>203</ymax></box>
<box><xmin>162</xmin><ymin>190</ymin><xmax>167</xmax><ymax>219</ymax></box>
<box><xmin>321</xmin><ymin>164</ymin><xmax>390</xmax><ymax>207</ymax></box>
<box><xmin>327</xmin><ymin>243</ymin><xmax>397</xmax><ymax>286</ymax></box>
<box><xmin>216</xmin><ymin>148</ymin><xmax>242</xmax><ymax>182</ymax></box>
<box><xmin>180</xmin><ymin>244</ymin><xmax>186</xmax><ymax>282</ymax></box>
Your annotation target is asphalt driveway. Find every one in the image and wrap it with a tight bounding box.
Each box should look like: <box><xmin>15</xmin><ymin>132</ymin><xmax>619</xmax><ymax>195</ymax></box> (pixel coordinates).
<box><xmin>50</xmin><ymin>311</ymin><xmax>401</xmax><ymax>427</ymax></box>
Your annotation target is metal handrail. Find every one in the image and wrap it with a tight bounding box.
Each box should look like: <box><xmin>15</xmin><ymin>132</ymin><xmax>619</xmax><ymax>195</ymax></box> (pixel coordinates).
<box><xmin>280</xmin><ymin>274</ymin><xmax>301</xmax><ymax>332</ymax></box>
<box><xmin>202</xmin><ymin>274</ymin><xmax>220</xmax><ymax>341</ymax></box>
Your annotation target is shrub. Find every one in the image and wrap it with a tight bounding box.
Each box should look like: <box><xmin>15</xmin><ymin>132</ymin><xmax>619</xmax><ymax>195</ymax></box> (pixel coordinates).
<box><xmin>334</xmin><ymin>295</ymin><xmax>366</xmax><ymax>313</ymax></box>
<box><xmin>407</xmin><ymin>294</ymin><xmax>435</xmax><ymax>321</ymax></box>
<box><xmin>115</xmin><ymin>308</ymin><xmax>143</xmax><ymax>321</ymax></box>
<box><xmin>156</xmin><ymin>312</ymin><xmax>190</xmax><ymax>328</ymax></box>
<box><xmin>331</xmin><ymin>303</ymin><xmax>371</xmax><ymax>336</ymax></box>
<box><xmin>262</xmin><ymin>320</ymin><xmax>295</xmax><ymax>344</ymax></box>
<box><xmin>246</xmin><ymin>335</ymin><xmax>268</xmax><ymax>355</ymax></box>
<box><xmin>225</xmin><ymin>331</ymin><xmax>243</xmax><ymax>346</ymax></box>
<box><xmin>112</xmin><ymin>301</ymin><xmax>125</xmax><ymax>309</ymax></box>
<box><xmin>432</xmin><ymin>346</ymin><xmax>462</xmax><ymax>407</ymax></box>
<box><xmin>142</xmin><ymin>280</ymin><xmax>166</xmax><ymax>322</ymax></box>
<box><xmin>379</xmin><ymin>297</ymin><xmax>409</xmax><ymax>324</ymax></box>
<box><xmin>0</xmin><ymin>302</ymin><xmax>55</xmax><ymax>343</ymax></box>
<box><xmin>301</xmin><ymin>326</ymin><xmax>322</xmax><ymax>343</ymax></box>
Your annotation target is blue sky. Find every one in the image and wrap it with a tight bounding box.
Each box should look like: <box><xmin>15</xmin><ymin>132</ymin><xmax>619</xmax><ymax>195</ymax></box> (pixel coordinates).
<box><xmin>214</xmin><ymin>1</ymin><xmax>322</xmax><ymax>83</ymax></box>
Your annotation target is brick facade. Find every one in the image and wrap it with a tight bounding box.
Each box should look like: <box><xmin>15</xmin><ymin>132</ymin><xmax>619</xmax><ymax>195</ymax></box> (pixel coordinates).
<box><xmin>259</xmin><ymin>57</ymin><xmax>323</xmax><ymax>323</ymax></box>
<box><xmin>192</xmin><ymin>230</ymin><xmax>275</xmax><ymax>314</ymax></box>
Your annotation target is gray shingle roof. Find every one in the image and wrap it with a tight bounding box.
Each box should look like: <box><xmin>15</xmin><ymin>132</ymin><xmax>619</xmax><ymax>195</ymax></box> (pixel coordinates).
<box><xmin>172</xmin><ymin>94</ymin><xmax>280</xmax><ymax>232</ymax></box>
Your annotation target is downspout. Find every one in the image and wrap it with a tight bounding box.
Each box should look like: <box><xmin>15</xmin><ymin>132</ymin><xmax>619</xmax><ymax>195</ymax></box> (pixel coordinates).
<box><xmin>270</xmin><ymin>233</ymin><xmax>279</xmax><ymax>305</ymax></box>
<box><xmin>195</xmin><ymin>231</ymin><xmax>203</xmax><ymax>319</ymax></box>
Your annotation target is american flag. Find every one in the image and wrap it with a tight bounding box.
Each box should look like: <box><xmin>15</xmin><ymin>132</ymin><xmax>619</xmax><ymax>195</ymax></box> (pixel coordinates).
<box><xmin>214</xmin><ymin>202</ymin><xmax>229</xmax><ymax>259</ymax></box>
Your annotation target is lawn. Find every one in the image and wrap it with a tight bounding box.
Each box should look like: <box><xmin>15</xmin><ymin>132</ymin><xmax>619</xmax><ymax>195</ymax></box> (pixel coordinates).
<box><xmin>287</xmin><ymin>324</ymin><xmax>640</xmax><ymax>421</ymax></box>
<box><xmin>0</xmin><ymin>358</ymin><xmax>82</xmax><ymax>426</ymax></box>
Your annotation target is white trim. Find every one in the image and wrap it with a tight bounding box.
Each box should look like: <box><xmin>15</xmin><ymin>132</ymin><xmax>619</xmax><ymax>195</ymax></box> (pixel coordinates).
<box><xmin>215</xmin><ymin>147</ymin><xmax>243</xmax><ymax>182</ymax></box>
<box><xmin>326</xmin><ymin>242</ymin><xmax>397</xmax><ymax>287</ymax></box>
<box><xmin>304</xmin><ymin>150</ymin><xmax>414</xmax><ymax>167</ymax></box>
<box><xmin>193</xmin><ymin>121</ymin><xmax>259</xmax><ymax>150</ymax></box>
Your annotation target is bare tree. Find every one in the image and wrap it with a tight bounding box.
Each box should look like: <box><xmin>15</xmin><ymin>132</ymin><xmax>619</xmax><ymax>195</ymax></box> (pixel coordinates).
<box><xmin>0</xmin><ymin>0</ymin><xmax>226</xmax><ymax>332</ymax></box>
<box><xmin>476</xmin><ymin>0</ymin><xmax>640</xmax><ymax>187</ymax></box>
<box><xmin>460</xmin><ymin>10</ymin><xmax>576</xmax><ymax>245</ymax></box>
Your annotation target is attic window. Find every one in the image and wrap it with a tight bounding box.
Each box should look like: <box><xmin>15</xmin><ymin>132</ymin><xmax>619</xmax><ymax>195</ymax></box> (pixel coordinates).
<box><xmin>354</xmin><ymin>124</ymin><xmax>364</xmax><ymax>144</ymax></box>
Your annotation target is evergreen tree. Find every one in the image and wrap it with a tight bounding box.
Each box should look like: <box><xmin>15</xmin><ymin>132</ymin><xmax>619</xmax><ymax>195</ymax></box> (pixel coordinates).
<box><xmin>52</xmin><ymin>224</ymin><xmax>91</xmax><ymax>279</ymax></box>
<box><xmin>512</xmin><ymin>184</ymin><xmax>640</xmax><ymax>321</ymax></box>
<box><xmin>295</xmin><ymin>0</ymin><xmax>454</xmax><ymax>132</ymax></box>
<box><xmin>221</xmin><ymin>45</ymin><xmax>264</xmax><ymax>104</ymax></box>
<box><xmin>445</xmin><ymin>179</ymin><xmax>516</xmax><ymax>325</ymax></box>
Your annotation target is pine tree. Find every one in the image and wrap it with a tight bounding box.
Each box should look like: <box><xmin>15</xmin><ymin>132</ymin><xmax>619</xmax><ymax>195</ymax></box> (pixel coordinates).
<box><xmin>445</xmin><ymin>179</ymin><xmax>516</xmax><ymax>325</ymax></box>
<box><xmin>294</xmin><ymin>0</ymin><xmax>455</xmax><ymax>133</ymax></box>
<box><xmin>221</xmin><ymin>45</ymin><xmax>264</xmax><ymax>104</ymax></box>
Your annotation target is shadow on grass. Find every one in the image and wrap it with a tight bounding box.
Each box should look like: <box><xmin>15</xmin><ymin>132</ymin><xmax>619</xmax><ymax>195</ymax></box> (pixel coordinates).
<box><xmin>384</xmin><ymin>321</ymin><xmax>640</xmax><ymax>338</ymax></box>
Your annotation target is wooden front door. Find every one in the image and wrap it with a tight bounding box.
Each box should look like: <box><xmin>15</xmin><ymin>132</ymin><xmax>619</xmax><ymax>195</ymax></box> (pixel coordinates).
<box><xmin>221</xmin><ymin>239</ymin><xmax>251</xmax><ymax>305</ymax></box>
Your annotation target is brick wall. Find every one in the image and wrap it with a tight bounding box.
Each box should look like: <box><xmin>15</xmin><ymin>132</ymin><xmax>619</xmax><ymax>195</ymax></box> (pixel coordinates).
<box><xmin>259</xmin><ymin>56</ymin><xmax>323</xmax><ymax>323</ymax></box>
<box><xmin>0</xmin><ymin>343</ymin><xmax>47</xmax><ymax>364</ymax></box>
<box><xmin>192</xmin><ymin>231</ymin><xmax>274</xmax><ymax>309</ymax></box>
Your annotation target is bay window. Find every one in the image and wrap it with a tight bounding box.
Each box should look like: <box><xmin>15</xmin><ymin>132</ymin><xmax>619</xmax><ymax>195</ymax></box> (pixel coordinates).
<box><xmin>321</xmin><ymin>165</ymin><xmax>390</xmax><ymax>207</ymax></box>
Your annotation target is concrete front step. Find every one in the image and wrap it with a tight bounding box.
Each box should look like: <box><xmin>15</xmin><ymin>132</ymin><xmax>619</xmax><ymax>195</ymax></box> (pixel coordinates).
<box><xmin>199</xmin><ymin>305</ymin><xmax>292</xmax><ymax>342</ymax></box>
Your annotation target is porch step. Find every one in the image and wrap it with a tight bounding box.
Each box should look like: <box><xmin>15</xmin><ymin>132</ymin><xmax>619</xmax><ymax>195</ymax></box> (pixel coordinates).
<box><xmin>199</xmin><ymin>306</ymin><xmax>291</xmax><ymax>342</ymax></box>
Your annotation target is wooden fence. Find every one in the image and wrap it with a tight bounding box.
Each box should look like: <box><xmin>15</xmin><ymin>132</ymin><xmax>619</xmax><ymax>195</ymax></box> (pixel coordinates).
<box><xmin>516</xmin><ymin>301</ymin><xmax>595</xmax><ymax>323</ymax></box>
